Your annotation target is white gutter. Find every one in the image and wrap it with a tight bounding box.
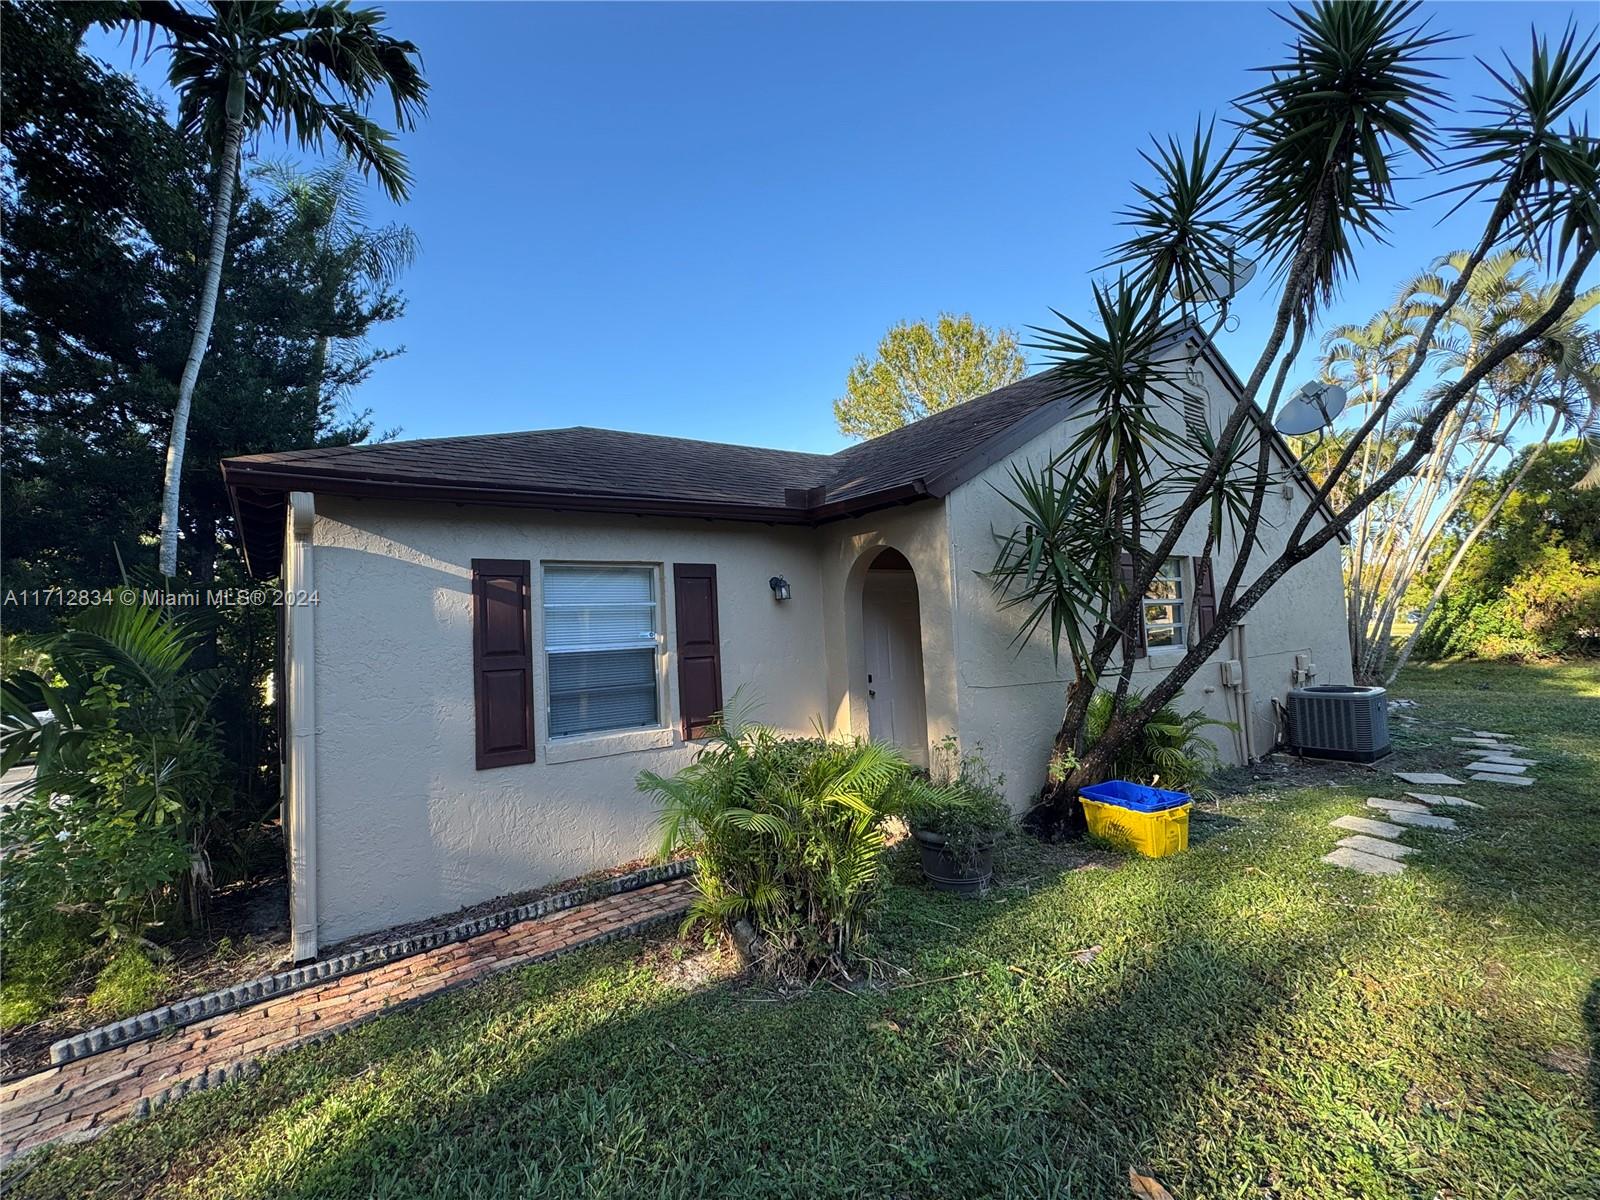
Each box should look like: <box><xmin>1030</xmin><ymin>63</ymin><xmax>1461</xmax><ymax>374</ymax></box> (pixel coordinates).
<box><xmin>286</xmin><ymin>492</ymin><xmax>319</xmax><ymax>962</ymax></box>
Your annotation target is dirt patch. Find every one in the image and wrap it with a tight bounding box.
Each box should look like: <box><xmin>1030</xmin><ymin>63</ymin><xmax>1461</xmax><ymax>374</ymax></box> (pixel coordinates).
<box><xmin>640</xmin><ymin>940</ymin><xmax>742</xmax><ymax>993</ymax></box>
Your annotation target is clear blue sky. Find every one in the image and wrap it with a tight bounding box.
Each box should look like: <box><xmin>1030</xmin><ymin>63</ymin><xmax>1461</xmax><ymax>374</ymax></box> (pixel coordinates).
<box><xmin>87</xmin><ymin>1</ymin><xmax>1596</xmax><ymax>456</ymax></box>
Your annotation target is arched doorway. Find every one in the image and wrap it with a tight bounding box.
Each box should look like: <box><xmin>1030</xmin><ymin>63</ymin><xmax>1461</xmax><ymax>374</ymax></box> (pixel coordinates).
<box><xmin>861</xmin><ymin>548</ymin><xmax>929</xmax><ymax>768</ymax></box>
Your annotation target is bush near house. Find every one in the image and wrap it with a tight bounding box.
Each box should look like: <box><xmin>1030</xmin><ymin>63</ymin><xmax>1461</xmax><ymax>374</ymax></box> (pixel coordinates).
<box><xmin>901</xmin><ymin>737</ymin><xmax>1012</xmax><ymax>871</ymax></box>
<box><xmin>1083</xmin><ymin>688</ymin><xmax>1229</xmax><ymax>800</ymax></box>
<box><xmin>0</xmin><ymin>600</ymin><xmax>231</xmax><ymax>1025</ymax></box>
<box><xmin>640</xmin><ymin>725</ymin><xmax>920</xmax><ymax>983</ymax></box>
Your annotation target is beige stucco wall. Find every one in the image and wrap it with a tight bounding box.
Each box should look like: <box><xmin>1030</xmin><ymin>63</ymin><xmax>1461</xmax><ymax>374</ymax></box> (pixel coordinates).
<box><xmin>295</xmin><ymin>355</ymin><xmax>1354</xmax><ymax>940</ymax></box>
<box><xmin>943</xmin><ymin>354</ymin><xmax>1353</xmax><ymax>810</ymax></box>
<box><xmin>306</xmin><ymin>498</ymin><xmax>828</xmax><ymax>944</ymax></box>
<box><xmin>814</xmin><ymin>501</ymin><xmax>956</xmax><ymax>763</ymax></box>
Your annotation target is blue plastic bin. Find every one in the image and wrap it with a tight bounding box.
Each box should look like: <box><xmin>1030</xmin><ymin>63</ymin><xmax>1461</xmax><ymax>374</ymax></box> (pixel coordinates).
<box><xmin>1078</xmin><ymin>779</ymin><xmax>1191</xmax><ymax>813</ymax></box>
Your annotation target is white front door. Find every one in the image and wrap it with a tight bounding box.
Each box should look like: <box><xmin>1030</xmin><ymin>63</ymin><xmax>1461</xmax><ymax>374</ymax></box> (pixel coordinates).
<box><xmin>862</xmin><ymin>571</ymin><xmax>929</xmax><ymax>768</ymax></box>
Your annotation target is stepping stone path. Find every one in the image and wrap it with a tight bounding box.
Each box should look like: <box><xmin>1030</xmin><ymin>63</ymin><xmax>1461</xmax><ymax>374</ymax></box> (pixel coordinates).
<box><xmin>1319</xmin><ymin>723</ymin><xmax>1531</xmax><ymax>877</ymax></box>
<box><xmin>1336</xmin><ymin>834</ymin><xmax>1416</xmax><ymax>860</ymax></box>
<box><xmin>1404</xmin><ymin>791</ymin><xmax>1482</xmax><ymax>810</ymax></box>
<box><xmin>1323</xmin><ymin>846</ymin><xmax>1407</xmax><ymax>876</ymax></box>
<box><xmin>1365</xmin><ymin>797</ymin><xmax>1431</xmax><ymax>815</ymax></box>
<box><xmin>1457</xmin><ymin>730</ymin><xmax>1540</xmax><ymax>789</ymax></box>
<box><xmin>1331</xmin><ymin>814</ymin><xmax>1409</xmax><ymax>839</ymax></box>
<box><xmin>1467</xmin><ymin>760</ymin><xmax>1527</xmax><ymax>775</ymax></box>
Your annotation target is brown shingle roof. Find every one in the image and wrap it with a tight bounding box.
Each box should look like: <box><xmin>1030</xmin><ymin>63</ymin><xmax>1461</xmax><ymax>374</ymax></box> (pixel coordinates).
<box><xmin>223</xmin><ymin>332</ymin><xmax>1341</xmax><ymax>579</ymax></box>
<box><xmin>223</xmin><ymin>370</ymin><xmax>1085</xmax><ymax>576</ymax></box>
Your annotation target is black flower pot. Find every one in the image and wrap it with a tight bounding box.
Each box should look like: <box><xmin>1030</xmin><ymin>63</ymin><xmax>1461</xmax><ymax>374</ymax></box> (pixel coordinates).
<box><xmin>912</xmin><ymin>829</ymin><xmax>995</xmax><ymax>896</ymax></box>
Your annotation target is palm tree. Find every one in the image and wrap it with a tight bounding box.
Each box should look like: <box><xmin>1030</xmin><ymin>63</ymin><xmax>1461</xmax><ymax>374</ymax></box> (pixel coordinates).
<box><xmin>257</xmin><ymin>159</ymin><xmax>418</xmax><ymax>410</ymax></box>
<box><xmin>1319</xmin><ymin>308</ymin><xmax>1419</xmax><ymax>665</ymax></box>
<box><xmin>101</xmin><ymin>1</ymin><xmax>427</xmax><ymax>576</ymax></box>
<box><xmin>1386</xmin><ymin>285</ymin><xmax>1600</xmax><ymax>679</ymax></box>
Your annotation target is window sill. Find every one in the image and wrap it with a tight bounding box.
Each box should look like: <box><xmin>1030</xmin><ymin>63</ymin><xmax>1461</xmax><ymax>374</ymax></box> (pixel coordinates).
<box><xmin>544</xmin><ymin>726</ymin><xmax>674</xmax><ymax>765</ymax></box>
<box><xmin>1140</xmin><ymin>646</ymin><xmax>1189</xmax><ymax>667</ymax></box>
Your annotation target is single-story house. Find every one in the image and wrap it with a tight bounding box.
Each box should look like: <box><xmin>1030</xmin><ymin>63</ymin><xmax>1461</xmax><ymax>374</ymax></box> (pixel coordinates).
<box><xmin>223</xmin><ymin>331</ymin><xmax>1353</xmax><ymax>959</ymax></box>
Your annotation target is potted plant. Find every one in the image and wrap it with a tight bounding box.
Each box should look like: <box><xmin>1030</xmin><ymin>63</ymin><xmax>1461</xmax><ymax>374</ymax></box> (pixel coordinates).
<box><xmin>903</xmin><ymin>740</ymin><xmax>1011</xmax><ymax>895</ymax></box>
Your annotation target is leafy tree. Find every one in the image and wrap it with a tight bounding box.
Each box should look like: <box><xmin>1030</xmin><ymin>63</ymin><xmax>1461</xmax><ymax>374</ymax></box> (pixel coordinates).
<box><xmin>1351</xmin><ymin>253</ymin><xmax>1600</xmax><ymax>679</ymax></box>
<box><xmin>3</xmin><ymin>4</ymin><xmax>410</xmax><ymax>840</ymax></box>
<box><xmin>988</xmin><ymin>4</ymin><xmax>1599</xmax><ymax>817</ymax></box>
<box><xmin>1412</xmin><ymin>439</ymin><xmax>1600</xmax><ymax>660</ymax></box>
<box><xmin>96</xmin><ymin>0</ymin><xmax>428</xmax><ymax>576</ymax></box>
<box><xmin>833</xmin><ymin>313</ymin><xmax>1025</xmax><ymax>439</ymax></box>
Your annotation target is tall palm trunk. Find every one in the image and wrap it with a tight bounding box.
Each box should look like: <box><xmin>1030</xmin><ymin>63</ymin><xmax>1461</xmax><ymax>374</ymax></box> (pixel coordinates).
<box><xmin>158</xmin><ymin>79</ymin><xmax>246</xmax><ymax>577</ymax></box>
<box><xmin>1385</xmin><ymin>408</ymin><xmax>1562</xmax><ymax>681</ymax></box>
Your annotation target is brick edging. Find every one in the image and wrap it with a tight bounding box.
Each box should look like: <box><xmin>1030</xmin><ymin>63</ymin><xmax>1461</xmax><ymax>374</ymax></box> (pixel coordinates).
<box><xmin>129</xmin><ymin>906</ymin><xmax>682</xmax><ymax>1120</ymax></box>
<box><xmin>49</xmin><ymin>859</ymin><xmax>693</xmax><ymax>1066</ymax></box>
<box><xmin>2</xmin><ymin>877</ymin><xmax>697</xmax><ymax>1165</ymax></box>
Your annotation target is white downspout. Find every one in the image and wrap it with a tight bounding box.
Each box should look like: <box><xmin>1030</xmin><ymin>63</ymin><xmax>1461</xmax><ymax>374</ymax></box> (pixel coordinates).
<box><xmin>287</xmin><ymin>492</ymin><xmax>319</xmax><ymax>962</ymax></box>
<box><xmin>1234</xmin><ymin>619</ymin><xmax>1255</xmax><ymax>761</ymax></box>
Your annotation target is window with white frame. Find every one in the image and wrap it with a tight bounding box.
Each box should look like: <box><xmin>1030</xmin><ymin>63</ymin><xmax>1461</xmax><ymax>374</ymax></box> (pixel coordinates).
<box><xmin>1143</xmin><ymin>557</ymin><xmax>1186</xmax><ymax>648</ymax></box>
<box><xmin>542</xmin><ymin>564</ymin><xmax>662</xmax><ymax>738</ymax></box>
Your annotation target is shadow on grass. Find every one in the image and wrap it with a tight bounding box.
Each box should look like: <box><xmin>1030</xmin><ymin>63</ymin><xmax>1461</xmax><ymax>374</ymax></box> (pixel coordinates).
<box><xmin>12</xmin><ymin>845</ymin><xmax>1382</xmax><ymax>1200</ymax></box>
<box><xmin>12</xmin><ymin>801</ymin><xmax>1586</xmax><ymax>1199</ymax></box>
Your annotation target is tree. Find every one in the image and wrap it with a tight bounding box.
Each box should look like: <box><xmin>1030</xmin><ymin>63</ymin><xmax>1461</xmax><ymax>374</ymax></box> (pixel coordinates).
<box><xmin>1410</xmin><ymin>439</ymin><xmax>1600</xmax><ymax>661</ymax></box>
<box><xmin>833</xmin><ymin>313</ymin><xmax>1025</xmax><ymax>439</ymax></box>
<box><xmin>97</xmin><ymin>0</ymin><xmax>427</xmax><ymax>576</ymax></box>
<box><xmin>1377</xmin><ymin>264</ymin><xmax>1600</xmax><ymax>678</ymax></box>
<box><xmin>3</xmin><ymin>4</ymin><xmax>410</xmax><ymax>847</ymax></box>
<box><xmin>987</xmin><ymin>4</ymin><xmax>1598</xmax><ymax>818</ymax></box>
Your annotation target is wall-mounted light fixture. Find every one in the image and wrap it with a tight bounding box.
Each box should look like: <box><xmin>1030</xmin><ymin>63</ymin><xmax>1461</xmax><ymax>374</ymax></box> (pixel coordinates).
<box><xmin>768</xmin><ymin>575</ymin><xmax>791</xmax><ymax>602</ymax></box>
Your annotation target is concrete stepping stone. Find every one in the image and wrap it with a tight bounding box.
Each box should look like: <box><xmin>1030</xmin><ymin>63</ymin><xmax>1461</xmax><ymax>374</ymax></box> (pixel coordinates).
<box><xmin>1469</xmin><ymin>752</ymin><xmax>1537</xmax><ymax>765</ymax></box>
<box><xmin>1395</xmin><ymin>771</ymin><xmax>1465</xmax><ymax>786</ymax></box>
<box><xmin>1465</xmin><ymin>760</ymin><xmax>1527</xmax><ymax>775</ymax></box>
<box><xmin>1336</xmin><ymin>835</ymin><xmax>1417</xmax><ymax>860</ymax></box>
<box><xmin>1332</xmin><ymin>814</ymin><xmax>1409</xmax><ymax>839</ymax></box>
<box><xmin>1472</xmin><ymin>731</ymin><xmax>1513</xmax><ymax>739</ymax></box>
<box><xmin>1366</xmin><ymin>797</ymin><xmax>1432</xmax><ymax>815</ymax></box>
<box><xmin>1322</xmin><ymin>847</ymin><xmax>1407</xmax><ymax>876</ymax></box>
<box><xmin>1379</xmin><ymin>808</ymin><xmax>1459</xmax><ymax>830</ymax></box>
<box><xmin>1465</xmin><ymin>745</ymin><xmax>1530</xmax><ymax>756</ymax></box>
<box><xmin>1452</xmin><ymin>737</ymin><xmax>1504</xmax><ymax>746</ymax></box>
<box><xmin>1470</xmin><ymin>773</ymin><xmax>1534</xmax><ymax>787</ymax></box>
<box><xmin>1404</xmin><ymin>792</ymin><xmax>1483</xmax><ymax>810</ymax></box>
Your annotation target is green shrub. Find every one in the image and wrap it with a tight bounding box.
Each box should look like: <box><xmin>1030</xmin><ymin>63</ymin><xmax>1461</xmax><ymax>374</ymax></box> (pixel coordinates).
<box><xmin>1086</xmin><ymin>688</ymin><xmax>1229</xmax><ymax>800</ymax></box>
<box><xmin>902</xmin><ymin>738</ymin><xmax>1012</xmax><ymax>869</ymax></box>
<box><xmin>87</xmin><ymin>947</ymin><xmax>169</xmax><ymax>1020</ymax></box>
<box><xmin>1</xmin><ymin>597</ymin><xmax>228</xmax><ymax>951</ymax></box>
<box><xmin>639</xmin><ymin>723</ymin><xmax>919</xmax><ymax>983</ymax></box>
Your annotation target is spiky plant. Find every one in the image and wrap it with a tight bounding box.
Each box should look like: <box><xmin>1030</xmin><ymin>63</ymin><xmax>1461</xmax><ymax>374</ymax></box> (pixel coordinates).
<box><xmin>639</xmin><ymin>721</ymin><xmax>919</xmax><ymax>983</ymax></box>
<box><xmin>1085</xmin><ymin>689</ymin><xmax>1231</xmax><ymax>803</ymax></box>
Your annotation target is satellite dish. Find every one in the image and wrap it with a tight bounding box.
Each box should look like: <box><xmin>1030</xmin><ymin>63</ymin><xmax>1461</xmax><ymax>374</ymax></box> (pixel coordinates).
<box><xmin>1198</xmin><ymin>247</ymin><xmax>1257</xmax><ymax>305</ymax></box>
<box><xmin>1274</xmin><ymin>382</ymin><xmax>1347</xmax><ymax>436</ymax></box>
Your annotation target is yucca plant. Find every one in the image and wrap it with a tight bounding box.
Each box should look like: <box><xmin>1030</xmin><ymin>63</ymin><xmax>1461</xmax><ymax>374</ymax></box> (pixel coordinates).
<box><xmin>1086</xmin><ymin>689</ymin><xmax>1231</xmax><ymax>803</ymax></box>
<box><xmin>639</xmin><ymin>720</ymin><xmax>920</xmax><ymax>983</ymax></box>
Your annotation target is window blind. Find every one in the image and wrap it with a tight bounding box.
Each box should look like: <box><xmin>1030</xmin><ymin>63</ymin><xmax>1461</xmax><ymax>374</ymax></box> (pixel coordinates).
<box><xmin>544</xmin><ymin>565</ymin><xmax>660</xmax><ymax>737</ymax></box>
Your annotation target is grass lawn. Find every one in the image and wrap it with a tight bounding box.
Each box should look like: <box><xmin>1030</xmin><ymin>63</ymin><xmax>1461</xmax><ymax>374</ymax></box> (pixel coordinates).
<box><xmin>8</xmin><ymin>661</ymin><xmax>1598</xmax><ymax>1199</ymax></box>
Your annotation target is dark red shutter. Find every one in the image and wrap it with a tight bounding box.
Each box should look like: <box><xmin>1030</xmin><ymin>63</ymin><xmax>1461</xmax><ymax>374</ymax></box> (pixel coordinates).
<box><xmin>672</xmin><ymin>563</ymin><xmax>723</xmax><ymax>740</ymax></box>
<box><xmin>1194</xmin><ymin>555</ymin><xmax>1218</xmax><ymax>639</ymax></box>
<box><xmin>1117</xmin><ymin>551</ymin><xmax>1147</xmax><ymax>659</ymax></box>
<box><xmin>472</xmin><ymin>559</ymin><xmax>535</xmax><ymax>769</ymax></box>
